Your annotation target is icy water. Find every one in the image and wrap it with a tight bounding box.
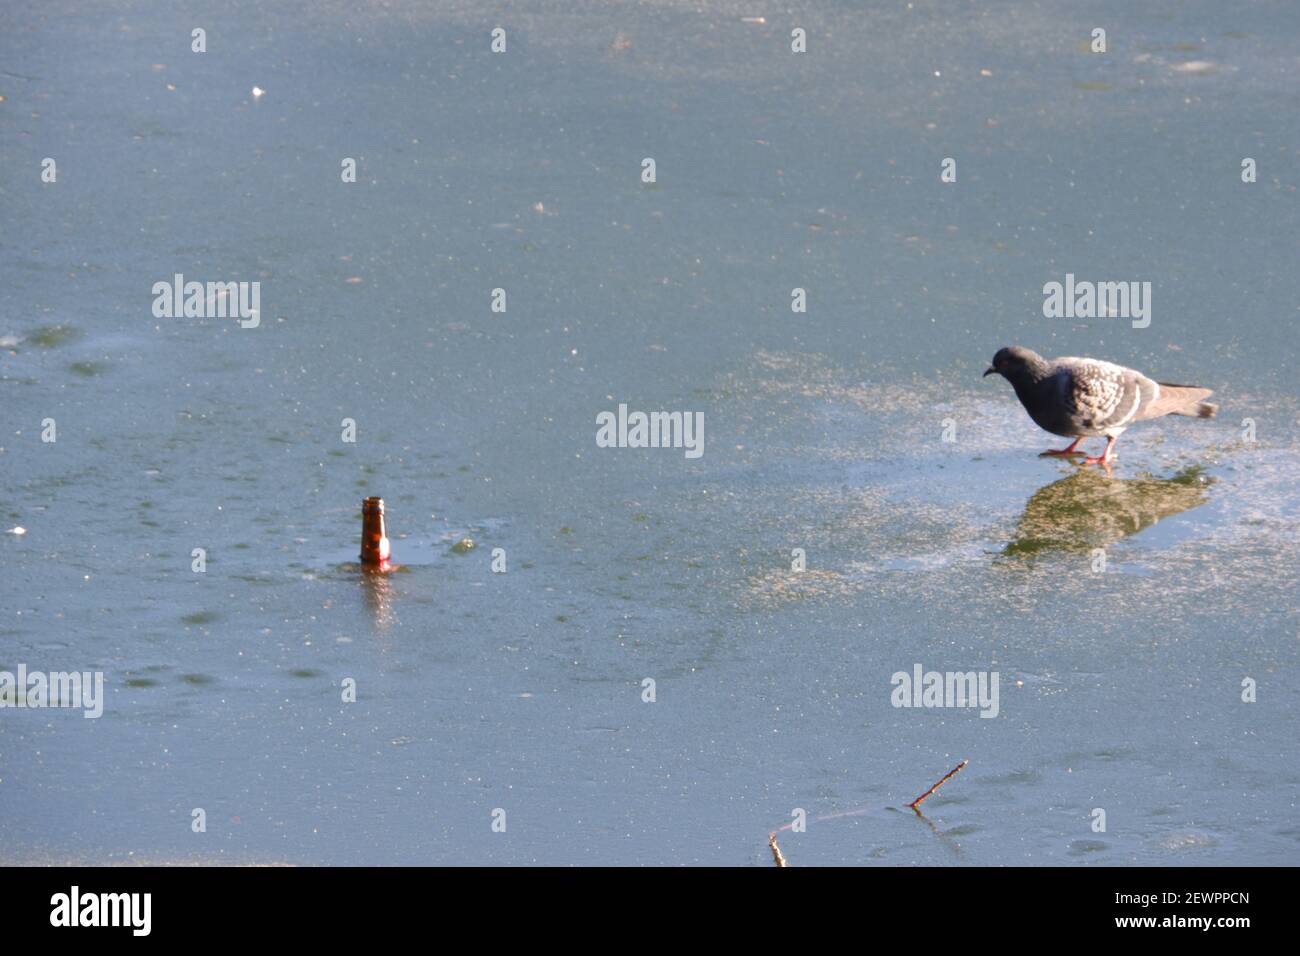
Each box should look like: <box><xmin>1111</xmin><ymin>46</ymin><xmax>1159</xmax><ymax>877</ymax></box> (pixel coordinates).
<box><xmin>2</xmin><ymin>1</ymin><xmax>1298</xmax><ymax>865</ymax></box>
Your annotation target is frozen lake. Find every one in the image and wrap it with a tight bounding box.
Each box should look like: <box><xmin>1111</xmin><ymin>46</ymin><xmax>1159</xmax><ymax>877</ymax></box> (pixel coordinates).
<box><xmin>2</xmin><ymin>0</ymin><xmax>1297</xmax><ymax>865</ymax></box>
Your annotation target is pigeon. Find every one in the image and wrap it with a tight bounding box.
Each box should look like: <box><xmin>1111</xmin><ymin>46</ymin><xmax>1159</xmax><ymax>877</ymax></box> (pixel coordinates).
<box><xmin>983</xmin><ymin>346</ymin><xmax>1217</xmax><ymax>466</ymax></box>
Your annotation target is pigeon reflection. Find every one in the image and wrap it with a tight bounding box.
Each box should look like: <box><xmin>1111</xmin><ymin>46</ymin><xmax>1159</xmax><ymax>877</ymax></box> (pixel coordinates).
<box><xmin>1003</xmin><ymin>467</ymin><xmax>1212</xmax><ymax>556</ymax></box>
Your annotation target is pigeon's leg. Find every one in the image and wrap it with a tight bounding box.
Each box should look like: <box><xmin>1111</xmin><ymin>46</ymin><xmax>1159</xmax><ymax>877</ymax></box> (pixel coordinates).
<box><xmin>1041</xmin><ymin>437</ymin><xmax>1084</xmax><ymax>457</ymax></box>
<box><xmin>1082</xmin><ymin>436</ymin><xmax>1117</xmax><ymax>466</ymax></box>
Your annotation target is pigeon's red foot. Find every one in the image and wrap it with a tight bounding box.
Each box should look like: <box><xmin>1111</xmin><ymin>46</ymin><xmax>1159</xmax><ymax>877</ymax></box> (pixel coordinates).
<box><xmin>1040</xmin><ymin>437</ymin><xmax>1084</xmax><ymax>457</ymax></box>
<box><xmin>1081</xmin><ymin>437</ymin><xmax>1117</xmax><ymax>468</ymax></box>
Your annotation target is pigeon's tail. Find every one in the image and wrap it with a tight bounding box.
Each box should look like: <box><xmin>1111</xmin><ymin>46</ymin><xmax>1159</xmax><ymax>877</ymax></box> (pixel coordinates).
<box><xmin>1153</xmin><ymin>383</ymin><xmax>1216</xmax><ymax>419</ymax></box>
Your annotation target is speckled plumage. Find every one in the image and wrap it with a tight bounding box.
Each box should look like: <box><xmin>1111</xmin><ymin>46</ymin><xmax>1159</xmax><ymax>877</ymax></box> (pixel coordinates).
<box><xmin>1056</xmin><ymin>356</ymin><xmax>1156</xmax><ymax>436</ymax></box>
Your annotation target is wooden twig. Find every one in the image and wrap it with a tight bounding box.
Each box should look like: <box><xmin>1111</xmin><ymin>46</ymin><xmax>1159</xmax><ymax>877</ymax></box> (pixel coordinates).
<box><xmin>907</xmin><ymin>759</ymin><xmax>968</xmax><ymax>812</ymax></box>
<box><xmin>768</xmin><ymin>831</ymin><xmax>787</xmax><ymax>867</ymax></box>
<box><xmin>767</xmin><ymin>760</ymin><xmax>971</xmax><ymax>865</ymax></box>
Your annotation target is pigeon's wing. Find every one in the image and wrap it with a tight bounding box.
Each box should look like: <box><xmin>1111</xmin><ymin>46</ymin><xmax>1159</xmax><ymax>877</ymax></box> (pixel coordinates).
<box><xmin>1135</xmin><ymin>383</ymin><xmax>1215</xmax><ymax>420</ymax></box>
<box><xmin>1057</xmin><ymin>357</ymin><xmax>1158</xmax><ymax>434</ymax></box>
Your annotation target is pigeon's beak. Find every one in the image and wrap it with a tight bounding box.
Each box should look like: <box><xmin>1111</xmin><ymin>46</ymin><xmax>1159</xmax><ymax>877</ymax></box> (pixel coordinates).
<box><xmin>983</xmin><ymin>366</ymin><xmax>996</xmax><ymax>378</ymax></box>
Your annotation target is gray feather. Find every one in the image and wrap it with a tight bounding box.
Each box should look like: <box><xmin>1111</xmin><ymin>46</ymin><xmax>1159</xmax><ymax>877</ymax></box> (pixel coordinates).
<box><xmin>1140</xmin><ymin>383</ymin><xmax>1216</xmax><ymax>420</ymax></box>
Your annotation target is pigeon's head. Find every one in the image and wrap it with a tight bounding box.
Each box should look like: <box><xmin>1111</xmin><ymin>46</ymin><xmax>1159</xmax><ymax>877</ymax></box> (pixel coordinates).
<box><xmin>984</xmin><ymin>346</ymin><xmax>1046</xmax><ymax>383</ymax></box>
